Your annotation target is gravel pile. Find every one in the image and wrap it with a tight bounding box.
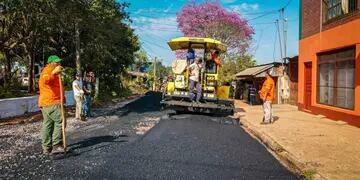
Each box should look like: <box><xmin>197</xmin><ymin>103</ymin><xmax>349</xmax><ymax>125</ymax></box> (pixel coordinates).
<box><xmin>0</xmin><ymin>92</ymin><xmax>165</xmax><ymax>179</ymax></box>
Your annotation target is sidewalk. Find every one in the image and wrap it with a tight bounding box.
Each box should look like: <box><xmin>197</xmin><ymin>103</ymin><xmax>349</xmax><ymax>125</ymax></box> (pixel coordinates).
<box><xmin>235</xmin><ymin>100</ymin><xmax>360</xmax><ymax>180</ymax></box>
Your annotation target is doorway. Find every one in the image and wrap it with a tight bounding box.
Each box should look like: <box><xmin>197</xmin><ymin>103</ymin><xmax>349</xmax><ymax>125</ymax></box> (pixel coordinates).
<box><xmin>304</xmin><ymin>62</ymin><xmax>312</xmax><ymax>110</ymax></box>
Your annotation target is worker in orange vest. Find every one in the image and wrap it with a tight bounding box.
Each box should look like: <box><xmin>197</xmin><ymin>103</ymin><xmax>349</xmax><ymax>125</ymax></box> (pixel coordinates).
<box><xmin>211</xmin><ymin>51</ymin><xmax>222</xmax><ymax>67</ymax></box>
<box><xmin>38</xmin><ymin>55</ymin><xmax>65</xmax><ymax>155</ymax></box>
<box><xmin>258</xmin><ymin>70</ymin><xmax>275</xmax><ymax>124</ymax></box>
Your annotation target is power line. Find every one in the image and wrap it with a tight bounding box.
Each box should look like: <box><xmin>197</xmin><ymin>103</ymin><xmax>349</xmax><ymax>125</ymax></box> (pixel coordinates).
<box><xmin>253</xmin><ymin>23</ymin><xmax>273</xmax><ymax>55</ymax></box>
<box><xmin>135</xmin><ymin>26</ymin><xmax>181</xmax><ymax>33</ymax></box>
<box><xmin>132</xmin><ymin>21</ymin><xmax>178</xmax><ymax>27</ymax></box>
<box><xmin>145</xmin><ymin>31</ymin><xmax>172</xmax><ymax>42</ymax></box>
<box><xmin>283</xmin><ymin>0</ymin><xmax>293</xmax><ymax>9</ymax></box>
<box><xmin>128</xmin><ymin>9</ymin><xmax>283</xmax><ymax>16</ymax></box>
<box><xmin>247</xmin><ymin>12</ymin><xmax>277</xmax><ymax>21</ymax></box>
<box><xmin>130</xmin><ymin>13</ymin><xmax>177</xmax><ymax>20</ymax></box>
<box><xmin>142</xmin><ymin>38</ymin><xmax>170</xmax><ymax>51</ymax></box>
<box><xmin>273</xmin><ymin>22</ymin><xmax>278</xmax><ymax>62</ymax></box>
<box><xmin>141</xmin><ymin>43</ymin><xmax>156</xmax><ymax>58</ymax></box>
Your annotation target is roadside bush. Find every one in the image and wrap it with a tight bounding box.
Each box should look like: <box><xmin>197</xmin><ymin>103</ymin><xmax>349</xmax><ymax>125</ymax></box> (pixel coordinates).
<box><xmin>62</xmin><ymin>67</ymin><xmax>76</xmax><ymax>91</ymax></box>
<box><xmin>0</xmin><ymin>78</ymin><xmax>28</xmax><ymax>98</ymax></box>
<box><xmin>96</xmin><ymin>74</ymin><xmax>133</xmax><ymax>102</ymax></box>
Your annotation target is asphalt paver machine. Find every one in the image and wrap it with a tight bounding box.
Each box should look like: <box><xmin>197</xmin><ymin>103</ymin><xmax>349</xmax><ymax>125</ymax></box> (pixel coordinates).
<box><xmin>161</xmin><ymin>37</ymin><xmax>234</xmax><ymax>115</ymax></box>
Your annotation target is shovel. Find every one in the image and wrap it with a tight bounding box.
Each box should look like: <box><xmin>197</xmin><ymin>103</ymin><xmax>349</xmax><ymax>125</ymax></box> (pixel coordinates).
<box><xmin>59</xmin><ymin>74</ymin><xmax>67</xmax><ymax>153</ymax></box>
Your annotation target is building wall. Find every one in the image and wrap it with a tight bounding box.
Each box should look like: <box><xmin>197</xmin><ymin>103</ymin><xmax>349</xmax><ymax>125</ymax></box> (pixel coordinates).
<box><xmin>301</xmin><ymin>0</ymin><xmax>360</xmax><ymax>38</ymax></box>
<box><xmin>289</xmin><ymin>58</ymin><xmax>299</xmax><ymax>106</ymax></box>
<box><xmin>299</xmin><ymin>17</ymin><xmax>360</xmax><ymax>126</ymax></box>
<box><xmin>301</xmin><ymin>0</ymin><xmax>321</xmax><ymax>38</ymax></box>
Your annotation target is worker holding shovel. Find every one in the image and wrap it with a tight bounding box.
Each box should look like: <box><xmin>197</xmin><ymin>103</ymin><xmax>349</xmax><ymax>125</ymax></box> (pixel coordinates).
<box><xmin>38</xmin><ymin>55</ymin><xmax>66</xmax><ymax>155</ymax></box>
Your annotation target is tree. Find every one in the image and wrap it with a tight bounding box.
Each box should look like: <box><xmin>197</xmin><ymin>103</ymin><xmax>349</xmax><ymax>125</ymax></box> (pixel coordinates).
<box><xmin>218</xmin><ymin>55</ymin><xmax>256</xmax><ymax>84</ymax></box>
<box><xmin>177</xmin><ymin>1</ymin><xmax>256</xmax><ymax>85</ymax></box>
<box><xmin>146</xmin><ymin>59</ymin><xmax>171</xmax><ymax>91</ymax></box>
<box><xmin>0</xmin><ymin>0</ymin><xmax>23</xmax><ymax>86</ymax></box>
<box><xmin>0</xmin><ymin>0</ymin><xmax>139</xmax><ymax>98</ymax></box>
<box><xmin>133</xmin><ymin>49</ymin><xmax>149</xmax><ymax>72</ymax></box>
<box><xmin>176</xmin><ymin>1</ymin><xmax>254</xmax><ymax>55</ymax></box>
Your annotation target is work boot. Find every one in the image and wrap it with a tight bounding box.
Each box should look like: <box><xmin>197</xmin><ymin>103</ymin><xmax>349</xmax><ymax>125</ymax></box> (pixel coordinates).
<box><xmin>51</xmin><ymin>145</ymin><xmax>65</xmax><ymax>154</ymax></box>
<box><xmin>80</xmin><ymin>116</ymin><xmax>87</xmax><ymax>121</ymax></box>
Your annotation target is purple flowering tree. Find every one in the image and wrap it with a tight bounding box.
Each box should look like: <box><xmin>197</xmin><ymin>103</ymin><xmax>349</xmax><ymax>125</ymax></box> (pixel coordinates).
<box><xmin>176</xmin><ymin>1</ymin><xmax>254</xmax><ymax>55</ymax></box>
<box><xmin>176</xmin><ymin>1</ymin><xmax>256</xmax><ymax>84</ymax></box>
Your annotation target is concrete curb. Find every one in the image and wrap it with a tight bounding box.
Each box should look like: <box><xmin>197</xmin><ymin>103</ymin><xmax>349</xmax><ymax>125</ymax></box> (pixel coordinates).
<box><xmin>238</xmin><ymin>116</ymin><xmax>326</xmax><ymax>180</ymax></box>
<box><xmin>0</xmin><ymin>94</ymin><xmax>144</xmax><ymax>126</ymax></box>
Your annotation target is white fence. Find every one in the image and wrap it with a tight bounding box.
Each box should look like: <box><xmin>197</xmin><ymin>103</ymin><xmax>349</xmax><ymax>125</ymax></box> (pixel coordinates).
<box><xmin>0</xmin><ymin>91</ymin><xmax>75</xmax><ymax>119</ymax></box>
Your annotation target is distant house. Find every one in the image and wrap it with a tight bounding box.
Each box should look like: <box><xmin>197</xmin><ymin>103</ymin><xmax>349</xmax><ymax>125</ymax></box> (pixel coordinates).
<box><xmin>235</xmin><ymin>62</ymin><xmax>284</xmax><ymax>104</ymax></box>
<box><xmin>288</xmin><ymin>56</ymin><xmax>299</xmax><ymax>106</ymax></box>
<box><xmin>235</xmin><ymin>59</ymin><xmax>299</xmax><ymax>105</ymax></box>
<box><xmin>299</xmin><ymin>0</ymin><xmax>360</xmax><ymax>126</ymax></box>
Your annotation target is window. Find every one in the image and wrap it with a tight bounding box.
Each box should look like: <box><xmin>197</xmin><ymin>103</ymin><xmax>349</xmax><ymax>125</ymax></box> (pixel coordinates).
<box><xmin>317</xmin><ymin>48</ymin><xmax>355</xmax><ymax>109</ymax></box>
<box><xmin>323</xmin><ymin>0</ymin><xmax>358</xmax><ymax>22</ymax></box>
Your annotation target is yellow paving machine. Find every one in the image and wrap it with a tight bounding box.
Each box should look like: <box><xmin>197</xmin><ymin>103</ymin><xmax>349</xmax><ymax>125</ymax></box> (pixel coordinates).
<box><xmin>161</xmin><ymin>37</ymin><xmax>234</xmax><ymax>115</ymax></box>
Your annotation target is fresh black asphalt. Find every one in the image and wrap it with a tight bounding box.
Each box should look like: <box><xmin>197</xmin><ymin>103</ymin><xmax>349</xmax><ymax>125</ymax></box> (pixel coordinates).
<box><xmin>1</xmin><ymin>92</ymin><xmax>298</xmax><ymax>179</ymax></box>
<box><xmin>84</xmin><ymin>114</ymin><xmax>297</xmax><ymax>180</ymax></box>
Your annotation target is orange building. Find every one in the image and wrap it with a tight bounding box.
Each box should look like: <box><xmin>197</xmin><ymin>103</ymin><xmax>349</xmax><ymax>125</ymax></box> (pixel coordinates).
<box><xmin>299</xmin><ymin>0</ymin><xmax>360</xmax><ymax>126</ymax></box>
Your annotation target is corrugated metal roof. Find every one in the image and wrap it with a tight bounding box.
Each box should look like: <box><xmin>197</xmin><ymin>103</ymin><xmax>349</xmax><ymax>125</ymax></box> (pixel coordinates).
<box><xmin>235</xmin><ymin>64</ymin><xmax>274</xmax><ymax>77</ymax></box>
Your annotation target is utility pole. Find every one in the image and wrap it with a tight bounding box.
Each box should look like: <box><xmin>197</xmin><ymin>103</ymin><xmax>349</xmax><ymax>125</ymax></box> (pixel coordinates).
<box><xmin>282</xmin><ymin>7</ymin><xmax>288</xmax><ymax>64</ymax></box>
<box><xmin>276</xmin><ymin>19</ymin><xmax>283</xmax><ymax>62</ymax></box>
<box><xmin>153</xmin><ymin>57</ymin><xmax>157</xmax><ymax>91</ymax></box>
<box><xmin>284</xmin><ymin>18</ymin><xmax>288</xmax><ymax>61</ymax></box>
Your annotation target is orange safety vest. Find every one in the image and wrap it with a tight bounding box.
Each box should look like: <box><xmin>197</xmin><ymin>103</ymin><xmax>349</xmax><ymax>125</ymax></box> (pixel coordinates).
<box><xmin>38</xmin><ymin>64</ymin><xmax>64</xmax><ymax>108</ymax></box>
<box><xmin>211</xmin><ymin>53</ymin><xmax>222</xmax><ymax>67</ymax></box>
<box><xmin>259</xmin><ymin>76</ymin><xmax>275</xmax><ymax>102</ymax></box>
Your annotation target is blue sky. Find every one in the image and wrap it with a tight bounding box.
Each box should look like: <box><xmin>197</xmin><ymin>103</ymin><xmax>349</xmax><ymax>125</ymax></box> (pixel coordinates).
<box><xmin>123</xmin><ymin>0</ymin><xmax>299</xmax><ymax>66</ymax></box>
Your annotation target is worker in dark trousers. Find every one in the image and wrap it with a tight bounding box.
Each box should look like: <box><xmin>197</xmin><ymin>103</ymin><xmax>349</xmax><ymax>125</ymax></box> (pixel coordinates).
<box><xmin>249</xmin><ymin>84</ymin><xmax>257</xmax><ymax>105</ymax></box>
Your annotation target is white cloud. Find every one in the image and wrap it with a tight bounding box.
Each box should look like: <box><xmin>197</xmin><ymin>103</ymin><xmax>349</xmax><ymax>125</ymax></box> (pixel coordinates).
<box><xmin>228</xmin><ymin>3</ymin><xmax>259</xmax><ymax>12</ymax></box>
<box><xmin>132</xmin><ymin>16</ymin><xmax>178</xmax><ymax>30</ymax></box>
<box><xmin>130</xmin><ymin>12</ymin><xmax>182</xmax><ymax>65</ymax></box>
<box><xmin>163</xmin><ymin>3</ymin><xmax>174</xmax><ymax>13</ymax></box>
<box><xmin>222</xmin><ymin>0</ymin><xmax>237</xmax><ymax>3</ymax></box>
<box><xmin>131</xmin><ymin>16</ymin><xmax>181</xmax><ymax>65</ymax></box>
<box><xmin>133</xmin><ymin>4</ymin><xmax>174</xmax><ymax>15</ymax></box>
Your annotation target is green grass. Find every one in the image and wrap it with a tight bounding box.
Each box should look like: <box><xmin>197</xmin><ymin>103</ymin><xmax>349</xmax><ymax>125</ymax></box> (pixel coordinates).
<box><xmin>302</xmin><ymin>169</ymin><xmax>317</xmax><ymax>180</ymax></box>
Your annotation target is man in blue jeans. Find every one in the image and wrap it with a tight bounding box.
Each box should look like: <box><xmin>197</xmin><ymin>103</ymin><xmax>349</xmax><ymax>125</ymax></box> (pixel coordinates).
<box><xmin>82</xmin><ymin>74</ymin><xmax>93</xmax><ymax>117</ymax></box>
<box><xmin>188</xmin><ymin>58</ymin><xmax>203</xmax><ymax>103</ymax></box>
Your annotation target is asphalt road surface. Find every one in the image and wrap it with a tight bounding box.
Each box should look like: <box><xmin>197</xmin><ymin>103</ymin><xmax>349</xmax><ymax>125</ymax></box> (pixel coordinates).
<box><xmin>0</xmin><ymin>92</ymin><xmax>298</xmax><ymax>180</ymax></box>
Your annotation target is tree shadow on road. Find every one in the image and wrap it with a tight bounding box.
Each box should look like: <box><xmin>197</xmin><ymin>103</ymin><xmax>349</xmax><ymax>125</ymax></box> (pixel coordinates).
<box><xmin>52</xmin><ymin>135</ymin><xmax>128</xmax><ymax>160</ymax></box>
<box><xmin>69</xmin><ymin>135</ymin><xmax>128</xmax><ymax>151</ymax></box>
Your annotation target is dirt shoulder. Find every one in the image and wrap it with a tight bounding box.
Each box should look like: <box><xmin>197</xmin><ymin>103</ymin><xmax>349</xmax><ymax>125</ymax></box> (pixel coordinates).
<box><xmin>0</xmin><ymin>94</ymin><xmax>143</xmax><ymax>162</ymax></box>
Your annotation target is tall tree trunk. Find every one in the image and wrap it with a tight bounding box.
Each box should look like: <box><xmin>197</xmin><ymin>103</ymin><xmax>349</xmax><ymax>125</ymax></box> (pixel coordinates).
<box><xmin>75</xmin><ymin>21</ymin><xmax>81</xmax><ymax>78</ymax></box>
<box><xmin>94</xmin><ymin>77</ymin><xmax>99</xmax><ymax>99</ymax></box>
<box><xmin>27</xmin><ymin>52</ymin><xmax>34</xmax><ymax>94</ymax></box>
<box><xmin>4</xmin><ymin>51</ymin><xmax>11</xmax><ymax>87</ymax></box>
<box><xmin>31</xmin><ymin>50</ymin><xmax>36</xmax><ymax>93</ymax></box>
<box><xmin>24</xmin><ymin>44</ymin><xmax>34</xmax><ymax>94</ymax></box>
